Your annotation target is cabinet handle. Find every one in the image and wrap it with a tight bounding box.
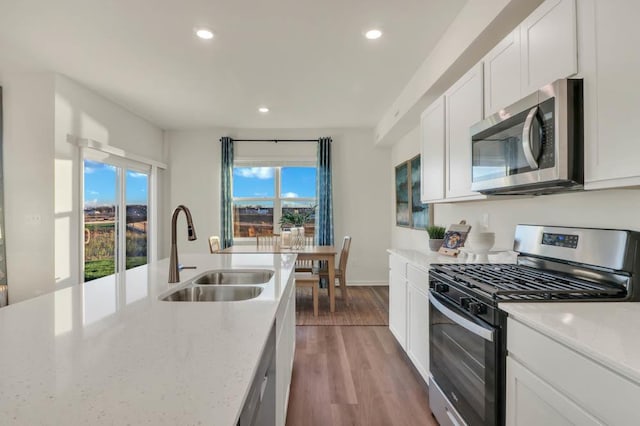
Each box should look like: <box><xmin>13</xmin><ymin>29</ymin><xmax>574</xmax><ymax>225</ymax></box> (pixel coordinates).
<box><xmin>259</xmin><ymin>375</ymin><xmax>268</xmax><ymax>402</ymax></box>
<box><xmin>445</xmin><ymin>407</ymin><xmax>462</xmax><ymax>426</ymax></box>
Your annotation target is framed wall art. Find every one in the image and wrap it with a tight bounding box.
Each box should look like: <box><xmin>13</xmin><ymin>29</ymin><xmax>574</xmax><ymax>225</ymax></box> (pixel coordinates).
<box><xmin>395</xmin><ymin>155</ymin><xmax>431</xmax><ymax>229</ymax></box>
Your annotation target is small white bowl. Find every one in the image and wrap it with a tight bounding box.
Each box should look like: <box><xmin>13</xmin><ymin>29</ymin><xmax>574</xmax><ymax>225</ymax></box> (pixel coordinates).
<box><xmin>465</xmin><ymin>232</ymin><xmax>495</xmax><ymax>254</ymax></box>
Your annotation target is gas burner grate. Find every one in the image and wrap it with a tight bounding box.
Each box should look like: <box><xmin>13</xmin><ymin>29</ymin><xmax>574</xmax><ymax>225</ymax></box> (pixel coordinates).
<box><xmin>431</xmin><ymin>264</ymin><xmax>627</xmax><ymax>301</ymax></box>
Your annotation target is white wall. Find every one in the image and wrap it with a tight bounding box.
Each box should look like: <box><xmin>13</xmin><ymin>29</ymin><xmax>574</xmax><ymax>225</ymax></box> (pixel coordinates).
<box><xmin>0</xmin><ymin>72</ymin><xmax>165</xmax><ymax>303</ymax></box>
<box><xmin>54</xmin><ymin>74</ymin><xmax>165</xmax><ymax>289</ymax></box>
<box><xmin>2</xmin><ymin>72</ymin><xmax>56</xmax><ymax>303</ymax></box>
<box><xmin>166</xmin><ymin>127</ymin><xmax>392</xmax><ymax>284</ymax></box>
<box><xmin>390</xmin><ymin>125</ymin><xmax>640</xmax><ymax>252</ymax></box>
<box><xmin>390</xmin><ymin>127</ymin><xmax>430</xmax><ymax>252</ymax></box>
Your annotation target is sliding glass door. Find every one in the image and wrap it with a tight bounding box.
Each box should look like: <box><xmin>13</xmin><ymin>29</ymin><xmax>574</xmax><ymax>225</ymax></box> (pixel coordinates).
<box><xmin>83</xmin><ymin>159</ymin><xmax>149</xmax><ymax>282</ymax></box>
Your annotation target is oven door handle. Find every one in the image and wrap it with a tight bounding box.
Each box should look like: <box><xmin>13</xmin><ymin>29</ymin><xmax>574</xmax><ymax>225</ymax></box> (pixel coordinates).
<box><xmin>522</xmin><ymin>106</ymin><xmax>540</xmax><ymax>170</ymax></box>
<box><xmin>429</xmin><ymin>292</ymin><xmax>495</xmax><ymax>342</ymax></box>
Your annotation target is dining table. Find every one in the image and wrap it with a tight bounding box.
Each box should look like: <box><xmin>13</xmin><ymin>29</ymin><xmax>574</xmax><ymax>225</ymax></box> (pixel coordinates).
<box><xmin>218</xmin><ymin>244</ymin><xmax>339</xmax><ymax>312</ymax></box>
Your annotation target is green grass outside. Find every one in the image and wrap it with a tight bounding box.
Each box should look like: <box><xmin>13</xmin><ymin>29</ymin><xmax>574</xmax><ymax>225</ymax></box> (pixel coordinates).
<box><xmin>84</xmin><ymin>257</ymin><xmax>147</xmax><ymax>282</ymax></box>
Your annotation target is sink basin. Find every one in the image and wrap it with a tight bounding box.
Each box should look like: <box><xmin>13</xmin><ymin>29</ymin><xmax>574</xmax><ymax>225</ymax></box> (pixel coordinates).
<box><xmin>192</xmin><ymin>269</ymin><xmax>274</xmax><ymax>285</ymax></box>
<box><xmin>161</xmin><ymin>286</ymin><xmax>263</xmax><ymax>302</ymax></box>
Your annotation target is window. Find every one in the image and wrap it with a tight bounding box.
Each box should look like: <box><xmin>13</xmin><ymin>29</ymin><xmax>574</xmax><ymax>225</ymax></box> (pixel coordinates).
<box><xmin>83</xmin><ymin>158</ymin><xmax>149</xmax><ymax>281</ymax></box>
<box><xmin>232</xmin><ymin>166</ymin><xmax>317</xmax><ymax>238</ymax></box>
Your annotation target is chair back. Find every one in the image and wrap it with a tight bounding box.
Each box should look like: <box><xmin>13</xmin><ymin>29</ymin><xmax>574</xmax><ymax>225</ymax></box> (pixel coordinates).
<box><xmin>338</xmin><ymin>236</ymin><xmax>352</xmax><ymax>275</ymax></box>
<box><xmin>257</xmin><ymin>234</ymin><xmax>280</xmax><ymax>247</ymax></box>
<box><xmin>295</xmin><ymin>236</ymin><xmax>316</xmax><ymax>272</ymax></box>
<box><xmin>208</xmin><ymin>236</ymin><xmax>221</xmax><ymax>253</ymax></box>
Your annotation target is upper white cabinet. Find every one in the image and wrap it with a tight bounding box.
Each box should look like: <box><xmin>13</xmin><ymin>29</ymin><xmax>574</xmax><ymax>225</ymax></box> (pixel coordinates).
<box><xmin>483</xmin><ymin>0</ymin><xmax>577</xmax><ymax>118</ymax></box>
<box><xmin>483</xmin><ymin>29</ymin><xmax>521</xmax><ymax>117</ymax></box>
<box><xmin>445</xmin><ymin>63</ymin><xmax>486</xmax><ymax>201</ymax></box>
<box><xmin>419</xmin><ymin>96</ymin><xmax>445</xmax><ymax>203</ymax></box>
<box><xmin>579</xmin><ymin>0</ymin><xmax>640</xmax><ymax>189</ymax></box>
<box><xmin>520</xmin><ymin>0</ymin><xmax>577</xmax><ymax>94</ymax></box>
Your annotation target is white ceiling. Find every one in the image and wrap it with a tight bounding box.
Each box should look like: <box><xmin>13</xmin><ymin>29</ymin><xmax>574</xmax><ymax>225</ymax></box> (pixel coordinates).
<box><xmin>0</xmin><ymin>0</ymin><xmax>467</xmax><ymax>130</ymax></box>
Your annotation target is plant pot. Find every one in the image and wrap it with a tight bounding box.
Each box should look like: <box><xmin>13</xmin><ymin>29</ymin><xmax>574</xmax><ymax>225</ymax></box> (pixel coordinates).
<box><xmin>429</xmin><ymin>239</ymin><xmax>444</xmax><ymax>252</ymax></box>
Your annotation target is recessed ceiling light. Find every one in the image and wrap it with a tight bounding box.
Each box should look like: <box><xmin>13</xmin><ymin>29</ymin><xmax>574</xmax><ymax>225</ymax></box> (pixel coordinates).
<box><xmin>365</xmin><ymin>29</ymin><xmax>382</xmax><ymax>40</ymax></box>
<box><xmin>195</xmin><ymin>28</ymin><xmax>214</xmax><ymax>40</ymax></box>
<box><xmin>258</xmin><ymin>107</ymin><xmax>270</xmax><ymax>113</ymax></box>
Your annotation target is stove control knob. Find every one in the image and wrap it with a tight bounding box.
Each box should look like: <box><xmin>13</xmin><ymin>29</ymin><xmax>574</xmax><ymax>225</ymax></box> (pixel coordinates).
<box><xmin>468</xmin><ymin>302</ymin><xmax>486</xmax><ymax>315</ymax></box>
<box><xmin>434</xmin><ymin>283</ymin><xmax>449</xmax><ymax>293</ymax></box>
<box><xmin>459</xmin><ymin>297</ymin><xmax>471</xmax><ymax>309</ymax></box>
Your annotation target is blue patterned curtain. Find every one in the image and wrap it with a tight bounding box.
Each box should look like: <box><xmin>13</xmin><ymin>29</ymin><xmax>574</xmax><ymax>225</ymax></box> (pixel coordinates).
<box><xmin>316</xmin><ymin>137</ymin><xmax>334</xmax><ymax>247</ymax></box>
<box><xmin>220</xmin><ymin>137</ymin><xmax>234</xmax><ymax>249</ymax></box>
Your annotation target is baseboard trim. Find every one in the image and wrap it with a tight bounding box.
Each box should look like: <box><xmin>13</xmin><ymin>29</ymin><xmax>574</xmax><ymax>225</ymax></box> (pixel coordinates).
<box><xmin>346</xmin><ymin>281</ymin><xmax>388</xmax><ymax>287</ymax></box>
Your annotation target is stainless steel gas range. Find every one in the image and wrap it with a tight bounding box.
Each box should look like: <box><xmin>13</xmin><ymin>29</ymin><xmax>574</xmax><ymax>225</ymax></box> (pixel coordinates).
<box><xmin>428</xmin><ymin>224</ymin><xmax>640</xmax><ymax>426</ymax></box>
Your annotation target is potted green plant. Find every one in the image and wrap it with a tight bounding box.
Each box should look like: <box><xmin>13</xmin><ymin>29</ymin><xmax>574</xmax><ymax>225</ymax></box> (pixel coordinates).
<box><xmin>279</xmin><ymin>209</ymin><xmax>314</xmax><ymax>228</ymax></box>
<box><xmin>426</xmin><ymin>225</ymin><xmax>446</xmax><ymax>252</ymax></box>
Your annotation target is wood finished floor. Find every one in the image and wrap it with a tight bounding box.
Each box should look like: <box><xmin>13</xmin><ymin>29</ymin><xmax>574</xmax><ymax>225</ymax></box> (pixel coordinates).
<box><xmin>296</xmin><ymin>286</ymin><xmax>390</xmax><ymax>326</ymax></box>
<box><xmin>285</xmin><ymin>326</ymin><xmax>437</xmax><ymax>426</ymax></box>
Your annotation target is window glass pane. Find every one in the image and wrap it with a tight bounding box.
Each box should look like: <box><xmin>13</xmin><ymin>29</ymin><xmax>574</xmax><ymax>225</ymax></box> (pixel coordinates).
<box><xmin>125</xmin><ymin>170</ymin><xmax>148</xmax><ymax>270</ymax></box>
<box><xmin>233</xmin><ymin>167</ymin><xmax>275</xmax><ymax>198</ymax></box>
<box><xmin>281</xmin><ymin>167</ymin><xmax>316</xmax><ymax>198</ymax></box>
<box><xmin>281</xmin><ymin>201</ymin><xmax>315</xmax><ymax>236</ymax></box>
<box><xmin>234</xmin><ymin>201</ymin><xmax>274</xmax><ymax>237</ymax></box>
<box><xmin>84</xmin><ymin>160</ymin><xmax>117</xmax><ymax>281</ymax></box>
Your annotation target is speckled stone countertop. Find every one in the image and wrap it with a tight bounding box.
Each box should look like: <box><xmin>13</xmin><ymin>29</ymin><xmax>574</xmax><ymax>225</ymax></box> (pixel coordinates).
<box><xmin>387</xmin><ymin>248</ymin><xmax>517</xmax><ymax>271</ymax></box>
<box><xmin>0</xmin><ymin>253</ymin><xmax>296</xmax><ymax>425</ymax></box>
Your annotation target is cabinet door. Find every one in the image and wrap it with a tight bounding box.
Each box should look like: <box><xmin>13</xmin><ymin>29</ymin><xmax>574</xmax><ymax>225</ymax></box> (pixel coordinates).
<box><xmin>483</xmin><ymin>29</ymin><xmax>521</xmax><ymax>117</ymax></box>
<box><xmin>406</xmin><ymin>282</ymin><xmax>429</xmax><ymax>383</ymax></box>
<box><xmin>445</xmin><ymin>63</ymin><xmax>485</xmax><ymax>200</ymax></box>
<box><xmin>276</xmin><ymin>279</ymin><xmax>295</xmax><ymax>426</ymax></box>
<box><xmin>580</xmin><ymin>0</ymin><xmax>640</xmax><ymax>188</ymax></box>
<box><xmin>521</xmin><ymin>0</ymin><xmax>577</xmax><ymax>94</ymax></box>
<box><xmin>506</xmin><ymin>357</ymin><xmax>603</xmax><ymax>426</ymax></box>
<box><xmin>388</xmin><ymin>270</ymin><xmax>407</xmax><ymax>349</ymax></box>
<box><xmin>420</xmin><ymin>96</ymin><xmax>446</xmax><ymax>203</ymax></box>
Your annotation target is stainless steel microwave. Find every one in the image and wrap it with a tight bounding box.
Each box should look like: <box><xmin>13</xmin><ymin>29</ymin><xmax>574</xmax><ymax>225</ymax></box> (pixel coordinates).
<box><xmin>470</xmin><ymin>79</ymin><xmax>583</xmax><ymax>195</ymax></box>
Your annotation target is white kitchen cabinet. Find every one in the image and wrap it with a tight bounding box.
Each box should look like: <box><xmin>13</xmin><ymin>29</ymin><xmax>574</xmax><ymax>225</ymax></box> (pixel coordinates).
<box><xmin>483</xmin><ymin>29</ymin><xmax>521</xmax><ymax>117</ymax></box>
<box><xmin>275</xmin><ymin>274</ymin><xmax>296</xmax><ymax>426</ymax></box>
<box><xmin>388</xmin><ymin>258</ymin><xmax>407</xmax><ymax>349</ymax></box>
<box><xmin>578</xmin><ymin>0</ymin><xmax>640</xmax><ymax>189</ymax></box>
<box><xmin>520</xmin><ymin>0</ymin><xmax>577</xmax><ymax>94</ymax></box>
<box><xmin>445</xmin><ymin>63</ymin><xmax>486</xmax><ymax>201</ymax></box>
<box><xmin>507</xmin><ymin>317</ymin><xmax>640</xmax><ymax>426</ymax></box>
<box><xmin>506</xmin><ymin>357</ymin><xmax>602</xmax><ymax>426</ymax></box>
<box><xmin>419</xmin><ymin>96</ymin><xmax>445</xmax><ymax>203</ymax></box>
<box><xmin>406</xmin><ymin>280</ymin><xmax>429</xmax><ymax>383</ymax></box>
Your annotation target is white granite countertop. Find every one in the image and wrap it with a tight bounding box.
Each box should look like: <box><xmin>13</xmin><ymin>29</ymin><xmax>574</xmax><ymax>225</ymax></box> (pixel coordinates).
<box><xmin>0</xmin><ymin>253</ymin><xmax>296</xmax><ymax>425</ymax></box>
<box><xmin>500</xmin><ymin>302</ymin><xmax>640</xmax><ymax>386</ymax></box>
<box><xmin>387</xmin><ymin>248</ymin><xmax>517</xmax><ymax>271</ymax></box>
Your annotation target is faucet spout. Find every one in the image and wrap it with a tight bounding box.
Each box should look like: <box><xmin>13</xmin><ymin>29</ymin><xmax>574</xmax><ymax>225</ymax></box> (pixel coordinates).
<box><xmin>169</xmin><ymin>205</ymin><xmax>197</xmax><ymax>283</ymax></box>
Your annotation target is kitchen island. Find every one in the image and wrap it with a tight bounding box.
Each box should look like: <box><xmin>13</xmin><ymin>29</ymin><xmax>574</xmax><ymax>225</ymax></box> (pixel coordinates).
<box><xmin>0</xmin><ymin>253</ymin><xmax>296</xmax><ymax>425</ymax></box>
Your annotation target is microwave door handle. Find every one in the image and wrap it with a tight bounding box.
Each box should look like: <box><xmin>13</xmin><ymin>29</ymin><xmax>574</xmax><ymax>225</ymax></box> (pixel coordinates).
<box><xmin>522</xmin><ymin>106</ymin><xmax>540</xmax><ymax>170</ymax></box>
<box><xmin>429</xmin><ymin>293</ymin><xmax>494</xmax><ymax>342</ymax></box>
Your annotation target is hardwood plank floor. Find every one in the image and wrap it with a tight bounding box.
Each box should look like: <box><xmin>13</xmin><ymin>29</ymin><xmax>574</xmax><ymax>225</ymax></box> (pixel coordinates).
<box><xmin>286</xmin><ymin>326</ymin><xmax>437</xmax><ymax>426</ymax></box>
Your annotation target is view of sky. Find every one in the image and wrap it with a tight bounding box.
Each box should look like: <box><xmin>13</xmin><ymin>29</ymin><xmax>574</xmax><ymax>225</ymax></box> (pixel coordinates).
<box><xmin>233</xmin><ymin>167</ymin><xmax>316</xmax><ymax>198</ymax></box>
<box><xmin>84</xmin><ymin>160</ymin><xmax>148</xmax><ymax>207</ymax></box>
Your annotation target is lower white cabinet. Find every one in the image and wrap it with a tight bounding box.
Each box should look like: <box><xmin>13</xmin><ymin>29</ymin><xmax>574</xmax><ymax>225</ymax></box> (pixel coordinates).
<box><xmin>506</xmin><ymin>356</ymin><xmax>602</xmax><ymax>426</ymax></box>
<box><xmin>389</xmin><ymin>267</ymin><xmax>407</xmax><ymax>349</ymax></box>
<box><xmin>507</xmin><ymin>317</ymin><xmax>640</xmax><ymax>426</ymax></box>
<box><xmin>275</xmin><ymin>274</ymin><xmax>296</xmax><ymax>426</ymax></box>
<box><xmin>388</xmin><ymin>253</ymin><xmax>430</xmax><ymax>382</ymax></box>
<box><xmin>406</xmin><ymin>281</ymin><xmax>429</xmax><ymax>383</ymax></box>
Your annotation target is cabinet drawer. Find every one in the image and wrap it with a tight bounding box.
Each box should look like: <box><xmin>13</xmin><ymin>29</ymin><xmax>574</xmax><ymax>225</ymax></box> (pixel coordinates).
<box><xmin>389</xmin><ymin>254</ymin><xmax>407</xmax><ymax>278</ymax></box>
<box><xmin>407</xmin><ymin>264</ymin><xmax>429</xmax><ymax>294</ymax></box>
<box><xmin>508</xmin><ymin>318</ymin><xmax>640</xmax><ymax>425</ymax></box>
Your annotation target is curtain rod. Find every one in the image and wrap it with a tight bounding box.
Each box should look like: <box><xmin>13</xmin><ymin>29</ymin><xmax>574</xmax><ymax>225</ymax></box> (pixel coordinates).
<box><xmin>220</xmin><ymin>138</ymin><xmax>326</xmax><ymax>143</ymax></box>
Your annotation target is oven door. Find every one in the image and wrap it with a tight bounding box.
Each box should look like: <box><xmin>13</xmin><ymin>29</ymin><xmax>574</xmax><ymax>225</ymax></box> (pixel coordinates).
<box><xmin>429</xmin><ymin>291</ymin><xmax>500</xmax><ymax>426</ymax></box>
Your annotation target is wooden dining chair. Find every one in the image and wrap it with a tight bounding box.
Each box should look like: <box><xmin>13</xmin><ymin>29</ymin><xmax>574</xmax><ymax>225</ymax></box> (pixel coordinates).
<box><xmin>208</xmin><ymin>236</ymin><xmax>221</xmax><ymax>253</ymax></box>
<box><xmin>295</xmin><ymin>272</ymin><xmax>319</xmax><ymax>317</ymax></box>
<box><xmin>256</xmin><ymin>233</ymin><xmax>280</xmax><ymax>247</ymax></box>
<box><xmin>318</xmin><ymin>236</ymin><xmax>352</xmax><ymax>305</ymax></box>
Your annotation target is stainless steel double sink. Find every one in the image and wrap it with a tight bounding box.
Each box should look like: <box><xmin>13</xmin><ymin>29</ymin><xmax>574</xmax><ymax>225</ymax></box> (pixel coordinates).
<box><xmin>160</xmin><ymin>269</ymin><xmax>274</xmax><ymax>302</ymax></box>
